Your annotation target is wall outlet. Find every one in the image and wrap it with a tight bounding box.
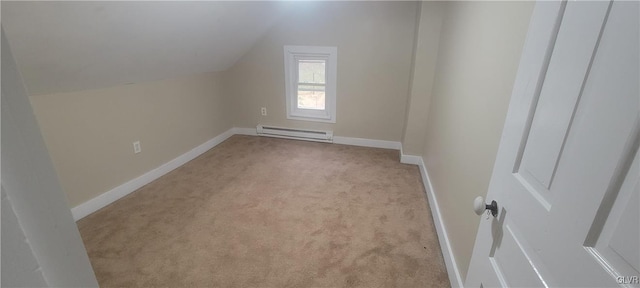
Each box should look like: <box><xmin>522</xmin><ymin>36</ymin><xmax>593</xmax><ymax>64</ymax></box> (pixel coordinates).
<box><xmin>133</xmin><ymin>141</ymin><xmax>141</xmax><ymax>154</ymax></box>
<box><xmin>261</xmin><ymin>107</ymin><xmax>267</xmax><ymax>116</ymax></box>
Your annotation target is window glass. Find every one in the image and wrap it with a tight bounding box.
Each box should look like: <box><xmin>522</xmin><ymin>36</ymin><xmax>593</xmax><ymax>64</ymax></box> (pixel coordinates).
<box><xmin>297</xmin><ymin>60</ymin><xmax>326</xmax><ymax>110</ymax></box>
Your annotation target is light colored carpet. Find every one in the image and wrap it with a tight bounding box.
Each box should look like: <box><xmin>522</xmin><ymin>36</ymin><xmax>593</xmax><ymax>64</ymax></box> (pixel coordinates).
<box><xmin>78</xmin><ymin>135</ymin><xmax>450</xmax><ymax>287</ymax></box>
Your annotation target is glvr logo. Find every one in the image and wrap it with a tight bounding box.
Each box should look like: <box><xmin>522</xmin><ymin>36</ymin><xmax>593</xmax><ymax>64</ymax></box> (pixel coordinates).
<box><xmin>617</xmin><ymin>276</ymin><xmax>639</xmax><ymax>284</ymax></box>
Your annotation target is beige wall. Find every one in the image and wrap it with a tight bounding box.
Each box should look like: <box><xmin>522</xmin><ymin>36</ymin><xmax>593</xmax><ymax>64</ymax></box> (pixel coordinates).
<box><xmin>30</xmin><ymin>72</ymin><xmax>231</xmax><ymax>207</ymax></box>
<box><xmin>225</xmin><ymin>1</ymin><xmax>418</xmax><ymax>141</ymax></box>
<box><xmin>420</xmin><ymin>1</ymin><xmax>534</xmax><ymax>279</ymax></box>
<box><xmin>401</xmin><ymin>2</ymin><xmax>445</xmax><ymax>155</ymax></box>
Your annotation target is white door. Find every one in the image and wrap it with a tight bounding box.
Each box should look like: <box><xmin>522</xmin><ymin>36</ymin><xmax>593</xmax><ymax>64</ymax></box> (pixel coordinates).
<box><xmin>466</xmin><ymin>0</ymin><xmax>639</xmax><ymax>287</ymax></box>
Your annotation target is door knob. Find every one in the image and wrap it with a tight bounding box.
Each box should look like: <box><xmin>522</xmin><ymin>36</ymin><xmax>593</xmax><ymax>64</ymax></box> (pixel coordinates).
<box><xmin>474</xmin><ymin>196</ymin><xmax>498</xmax><ymax>217</ymax></box>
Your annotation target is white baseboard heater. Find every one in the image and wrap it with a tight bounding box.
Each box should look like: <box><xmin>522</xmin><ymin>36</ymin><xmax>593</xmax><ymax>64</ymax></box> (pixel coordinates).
<box><xmin>256</xmin><ymin>125</ymin><xmax>333</xmax><ymax>143</ymax></box>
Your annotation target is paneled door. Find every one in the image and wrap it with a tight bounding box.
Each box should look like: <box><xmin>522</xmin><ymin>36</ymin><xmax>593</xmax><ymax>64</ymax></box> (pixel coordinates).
<box><xmin>466</xmin><ymin>0</ymin><xmax>639</xmax><ymax>287</ymax></box>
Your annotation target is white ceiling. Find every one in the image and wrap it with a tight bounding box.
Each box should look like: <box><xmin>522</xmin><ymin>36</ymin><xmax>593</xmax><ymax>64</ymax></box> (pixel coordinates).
<box><xmin>1</xmin><ymin>1</ymin><xmax>291</xmax><ymax>95</ymax></box>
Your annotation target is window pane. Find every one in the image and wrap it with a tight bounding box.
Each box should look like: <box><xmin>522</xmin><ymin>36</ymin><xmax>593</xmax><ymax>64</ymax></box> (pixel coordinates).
<box><xmin>298</xmin><ymin>60</ymin><xmax>325</xmax><ymax>84</ymax></box>
<box><xmin>297</xmin><ymin>59</ymin><xmax>326</xmax><ymax>110</ymax></box>
<box><xmin>297</xmin><ymin>84</ymin><xmax>325</xmax><ymax>110</ymax></box>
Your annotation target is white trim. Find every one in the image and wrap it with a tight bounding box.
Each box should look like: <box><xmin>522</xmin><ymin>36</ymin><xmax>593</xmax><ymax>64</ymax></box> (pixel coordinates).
<box><xmin>421</xmin><ymin>160</ymin><xmax>464</xmax><ymax>288</ymax></box>
<box><xmin>399</xmin><ymin>147</ymin><xmax>423</xmax><ymax>165</ymax></box>
<box><xmin>232</xmin><ymin>127</ymin><xmax>257</xmax><ymax>136</ymax></box>
<box><xmin>71</xmin><ymin>128</ymin><xmax>236</xmax><ymax>221</ymax></box>
<box><xmin>402</xmin><ymin>153</ymin><xmax>464</xmax><ymax>288</ymax></box>
<box><xmin>237</xmin><ymin>126</ymin><xmax>399</xmax><ymax>150</ymax></box>
<box><xmin>333</xmin><ymin>136</ymin><xmax>401</xmax><ymax>150</ymax></box>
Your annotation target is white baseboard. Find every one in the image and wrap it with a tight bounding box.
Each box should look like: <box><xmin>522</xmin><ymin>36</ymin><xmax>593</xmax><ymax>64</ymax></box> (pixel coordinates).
<box><xmin>399</xmin><ymin>147</ymin><xmax>423</xmax><ymax>165</ymax></box>
<box><xmin>234</xmin><ymin>126</ymin><xmax>401</xmax><ymax>150</ymax></box>
<box><xmin>402</xmin><ymin>153</ymin><xmax>464</xmax><ymax>287</ymax></box>
<box><xmin>71</xmin><ymin>128</ymin><xmax>236</xmax><ymax>221</ymax></box>
<box><xmin>232</xmin><ymin>127</ymin><xmax>257</xmax><ymax>136</ymax></box>
<box><xmin>333</xmin><ymin>136</ymin><xmax>401</xmax><ymax>150</ymax></box>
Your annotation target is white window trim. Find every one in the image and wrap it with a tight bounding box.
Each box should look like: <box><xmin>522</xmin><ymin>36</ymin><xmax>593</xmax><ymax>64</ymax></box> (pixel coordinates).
<box><xmin>284</xmin><ymin>45</ymin><xmax>337</xmax><ymax>123</ymax></box>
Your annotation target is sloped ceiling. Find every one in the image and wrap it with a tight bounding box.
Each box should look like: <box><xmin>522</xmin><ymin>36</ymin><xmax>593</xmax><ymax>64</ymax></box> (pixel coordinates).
<box><xmin>1</xmin><ymin>1</ymin><xmax>291</xmax><ymax>95</ymax></box>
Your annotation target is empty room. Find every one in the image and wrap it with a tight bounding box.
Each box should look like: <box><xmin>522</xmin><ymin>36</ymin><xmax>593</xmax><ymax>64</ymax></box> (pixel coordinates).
<box><xmin>2</xmin><ymin>0</ymin><xmax>638</xmax><ymax>287</ymax></box>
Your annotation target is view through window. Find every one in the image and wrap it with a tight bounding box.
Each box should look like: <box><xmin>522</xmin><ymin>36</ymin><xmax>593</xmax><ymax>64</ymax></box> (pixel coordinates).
<box><xmin>297</xmin><ymin>59</ymin><xmax>326</xmax><ymax>110</ymax></box>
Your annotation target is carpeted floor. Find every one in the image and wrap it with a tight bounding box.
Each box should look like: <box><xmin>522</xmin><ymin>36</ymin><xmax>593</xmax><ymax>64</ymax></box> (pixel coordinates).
<box><xmin>77</xmin><ymin>135</ymin><xmax>450</xmax><ymax>287</ymax></box>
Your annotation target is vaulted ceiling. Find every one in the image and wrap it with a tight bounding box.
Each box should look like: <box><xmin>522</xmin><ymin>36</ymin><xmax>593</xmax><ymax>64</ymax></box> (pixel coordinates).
<box><xmin>2</xmin><ymin>1</ymin><xmax>291</xmax><ymax>95</ymax></box>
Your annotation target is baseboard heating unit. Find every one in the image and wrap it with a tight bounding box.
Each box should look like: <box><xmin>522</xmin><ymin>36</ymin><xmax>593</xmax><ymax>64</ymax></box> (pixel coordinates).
<box><xmin>256</xmin><ymin>125</ymin><xmax>333</xmax><ymax>143</ymax></box>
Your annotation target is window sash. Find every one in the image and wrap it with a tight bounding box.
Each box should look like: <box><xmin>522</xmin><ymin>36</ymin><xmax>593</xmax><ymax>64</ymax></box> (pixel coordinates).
<box><xmin>294</xmin><ymin>57</ymin><xmax>328</xmax><ymax>112</ymax></box>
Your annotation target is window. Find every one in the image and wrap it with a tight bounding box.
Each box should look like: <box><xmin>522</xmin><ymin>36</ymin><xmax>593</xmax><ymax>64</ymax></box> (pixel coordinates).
<box><xmin>284</xmin><ymin>46</ymin><xmax>337</xmax><ymax>123</ymax></box>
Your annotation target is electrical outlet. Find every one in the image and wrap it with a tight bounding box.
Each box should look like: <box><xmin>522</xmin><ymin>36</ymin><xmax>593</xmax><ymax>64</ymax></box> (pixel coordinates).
<box><xmin>133</xmin><ymin>141</ymin><xmax>141</xmax><ymax>154</ymax></box>
<box><xmin>261</xmin><ymin>107</ymin><xmax>267</xmax><ymax>116</ymax></box>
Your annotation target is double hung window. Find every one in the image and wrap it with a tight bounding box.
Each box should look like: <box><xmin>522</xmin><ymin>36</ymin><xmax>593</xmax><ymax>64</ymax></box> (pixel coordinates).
<box><xmin>284</xmin><ymin>46</ymin><xmax>337</xmax><ymax>123</ymax></box>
